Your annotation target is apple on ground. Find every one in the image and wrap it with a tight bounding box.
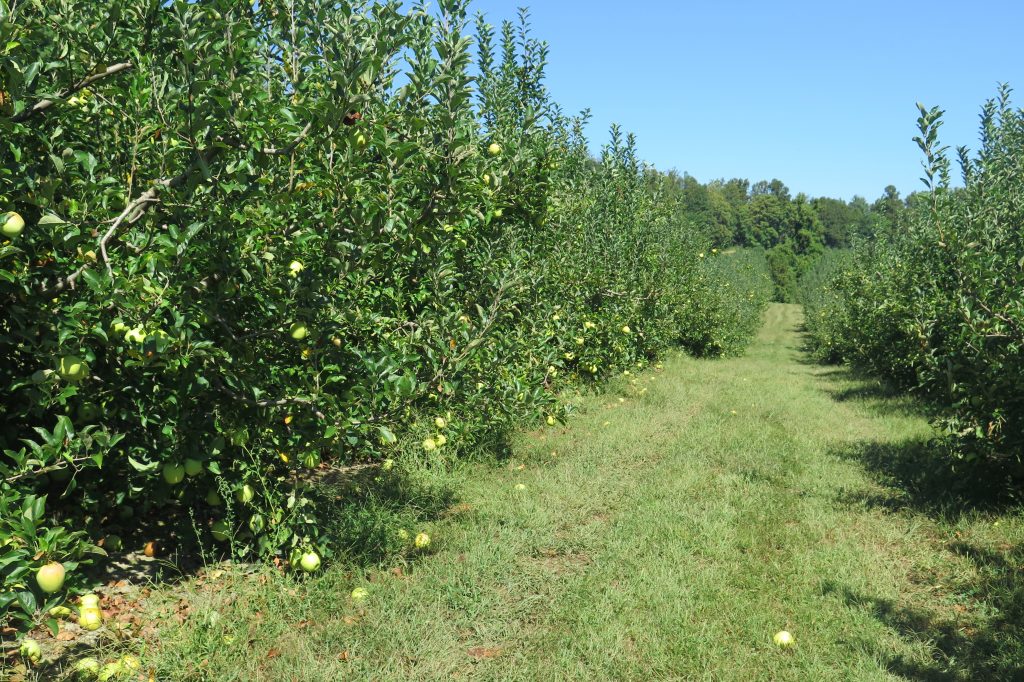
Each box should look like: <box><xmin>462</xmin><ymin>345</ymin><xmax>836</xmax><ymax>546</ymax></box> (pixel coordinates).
<box><xmin>19</xmin><ymin>638</ymin><xmax>41</xmax><ymax>664</ymax></box>
<box><xmin>73</xmin><ymin>657</ymin><xmax>101</xmax><ymax>679</ymax></box>
<box><xmin>773</xmin><ymin>630</ymin><xmax>794</xmax><ymax>648</ymax></box>
<box><xmin>79</xmin><ymin>607</ymin><xmax>103</xmax><ymax>630</ymax></box>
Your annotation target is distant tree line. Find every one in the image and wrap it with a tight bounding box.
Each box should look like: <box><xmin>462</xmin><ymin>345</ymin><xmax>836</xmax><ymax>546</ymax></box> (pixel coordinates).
<box><xmin>654</xmin><ymin>171</ymin><xmax>912</xmax><ymax>301</ymax></box>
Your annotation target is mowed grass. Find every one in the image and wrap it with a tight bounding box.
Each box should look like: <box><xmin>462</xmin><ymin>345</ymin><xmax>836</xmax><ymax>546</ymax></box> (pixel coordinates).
<box><xmin>89</xmin><ymin>304</ymin><xmax>1022</xmax><ymax>680</ymax></box>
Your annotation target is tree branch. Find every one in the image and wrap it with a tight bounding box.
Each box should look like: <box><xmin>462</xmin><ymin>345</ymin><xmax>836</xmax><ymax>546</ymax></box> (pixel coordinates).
<box><xmin>261</xmin><ymin>121</ymin><xmax>315</xmax><ymax>155</ymax></box>
<box><xmin>35</xmin><ymin>152</ymin><xmax>215</xmax><ymax>298</ymax></box>
<box><xmin>211</xmin><ymin>374</ymin><xmax>326</xmax><ymax>420</ymax></box>
<box><xmin>11</xmin><ymin>62</ymin><xmax>134</xmax><ymax>123</ymax></box>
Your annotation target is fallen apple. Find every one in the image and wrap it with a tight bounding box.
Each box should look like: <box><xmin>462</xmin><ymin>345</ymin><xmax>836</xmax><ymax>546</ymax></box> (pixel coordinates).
<box><xmin>72</xmin><ymin>656</ymin><xmax>101</xmax><ymax>679</ymax></box>
<box><xmin>79</xmin><ymin>607</ymin><xmax>103</xmax><ymax>631</ymax></box>
<box><xmin>773</xmin><ymin>630</ymin><xmax>794</xmax><ymax>648</ymax></box>
<box><xmin>19</xmin><ymin>638</ymin><xmax>41</xmax><ymax>664</ymax></box>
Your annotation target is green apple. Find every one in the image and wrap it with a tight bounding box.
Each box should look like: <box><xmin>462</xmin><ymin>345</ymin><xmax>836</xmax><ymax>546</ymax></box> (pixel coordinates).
<box><xmin>162</xmin><ymin>462</ymin><xmax>185</xmax><ymax>485</ymax></box>
<box><xmin>78</xmin><ymin>607</ymin><xmax>103</xmax><ymax>630</ymax></box>
<box><xmin>299</xmin><ymin>551</ymin><xmax>321</xmax><ymax>572</ymax></box>
<box><xmin>97</xmin><ymin>662</ymin><xmax>121</xmax><ymax>681</ymax></box>
<box><xmin>205</xmin><ymin>489</ymin><xmax>222</xmax><ymax>506</ymax></box>
<box><xmin>58</xmin><ymin>355</ymin><xmax>90</xmax><ymax>382</ymax></box>
<box><xmin>48</xmin><ymin>605</ymin><xmax>73</xmax><ymax>618</ymax></box>
<box><xmin>211</xmin><ymin>520</ymin><xmax>230</xmax><ymax>542</ymax></box>
<box><xmin>235</xmin><ymin>484</ymin><xmax>255</xmax><ymax>504</ymax></box>
<box><xmin>351</xmin><ymin>587</ymin><xmax>368</xmax><ymax>602</ymax></box>
<box><xmin>19</xmin><ymin>638</ymin><xmax>41</xmax><ymax>664</ymax></box>
<box><xmin>35</xmin><ymin>561</ymin><xmax>66</xmax><ymax>593</ymax></box>
<box><xmin>248</xmin><ymin>514</ymin><xmax>265</xmax><ymax>534</ymax></box>
<box><xmin>80</xmin><ymin>593</ymin><xmax>100</xmax><ymax>609</ymax></box>
<box><xmin>183</xmin><ymin>458</ymin><xmax>203</xmax><ymax>477</ymax></box>
<box><xmin>104</xmin><ymin>535</ymin><xmax>123</xmax><ymax>552</ymax></box>
<box><xmin>124</xmin><ymin>327</ymin><xmax>147</xmax><ymax>344</ymax></box>
<box><xmin>288</xmin><ymin>260</ymin><xmax>304</xmax><ymax>276</ymax></box>
<box><xmin>773</xmin><ymin>630</ymin><xmax>794</xmax><ymax>648</ymax></box>
<box><xmin>73</xmin><ymin>657</ymin><xmax>101</xmax><ymax>680</ymax></box>
<box><xmin>1</xmin><ymin>211</ymin><xmax>25</xmax><ymax>238</ymax></box>
<box><xmin>414</xmin><ymin>532</ymin><xmax>431</xmax><ymax>549</ymax></box>
<box><xmin>119</xmin><ymin>655</ymin><xmax>141</xmax><ymax>674</ymax></box>
<box><xmin>487</xmin><ymin>142</ymin><xmax>502</xmax><ymax>156</ymax></box>
<box><xmin>289</xmin><ymin>322</ymin><xmax>308</xmax><ymax>340</ymax></box>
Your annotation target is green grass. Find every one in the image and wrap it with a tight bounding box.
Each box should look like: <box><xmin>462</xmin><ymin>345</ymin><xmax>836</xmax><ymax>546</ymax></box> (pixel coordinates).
<box><xmin>53</xmin><ymin>305</ymin><xmax>1024</xmax><ymax>680</ymax></box>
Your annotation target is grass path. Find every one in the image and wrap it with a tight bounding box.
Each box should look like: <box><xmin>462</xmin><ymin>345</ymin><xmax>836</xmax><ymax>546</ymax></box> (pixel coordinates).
<box><xmin>140</xmin><ymin>304</ymin><xmax>1023</xmax><ymax>681</ymax></box>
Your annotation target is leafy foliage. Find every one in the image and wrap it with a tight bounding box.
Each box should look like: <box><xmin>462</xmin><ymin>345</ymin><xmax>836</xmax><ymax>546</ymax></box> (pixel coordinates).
<box><xmin>801</xmin><ymin>86</ymin><xmax>1024</xmax><ymax>483</ymax></box>
<box><xmin>0</xmin><ymin>0</ymin><xmax>770</xmax><ymax>638</ymax></box>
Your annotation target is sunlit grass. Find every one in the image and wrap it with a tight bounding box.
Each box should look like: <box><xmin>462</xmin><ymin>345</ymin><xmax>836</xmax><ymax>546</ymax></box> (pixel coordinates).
<box><xmin>50</xmin><ymin>305</ymin><xmax>1022</xmax><ymax>681</ymax></box>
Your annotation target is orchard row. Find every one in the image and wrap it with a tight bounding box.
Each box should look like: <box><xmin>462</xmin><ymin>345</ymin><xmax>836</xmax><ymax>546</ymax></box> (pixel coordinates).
<box><xmin>0</xmin><ymin>0</ymin><xmax>772</xmax><ymax>639</ymax></box>
<box><xmin>801</xmin><ymin>86</ymin><xmax>1024</xmax><ymax>488</ymax></box>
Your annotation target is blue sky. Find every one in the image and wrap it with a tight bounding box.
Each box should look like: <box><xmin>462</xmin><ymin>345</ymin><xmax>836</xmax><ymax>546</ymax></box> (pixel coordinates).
<box><xmin>465</xmin><ymin>0</ymin><xmax>1024</xmax><ymax>201</ymax></box>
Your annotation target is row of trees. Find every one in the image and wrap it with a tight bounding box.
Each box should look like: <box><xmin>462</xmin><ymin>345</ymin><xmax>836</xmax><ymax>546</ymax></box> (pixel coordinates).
<box><xmin>1</xmin><ymin>0</ymin><xmax>773</xmax><ymax>640</ymax></box>
<box><xmin>666</xmin><ymin>172</ymin><xmax>907</xmax><ymax>300</ymax></box>
<box><xmin>801</xmin><ymin>86</ymin><xmax>1024</xmax><ymax>487</ymax></box>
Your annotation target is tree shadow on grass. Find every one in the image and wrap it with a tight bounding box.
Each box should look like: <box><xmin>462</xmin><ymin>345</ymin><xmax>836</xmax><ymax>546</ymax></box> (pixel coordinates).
<box><xmin>819</xmin><ymin>369</ymin><xmax>934</xmax><ymax>420</ymax></box>
<box><xmin>821</xmin><ymin>541</ymin><xmax>1024</xmax><ymax>681</ymax></box>
<box><xmin>833</xmin><ymin>439</ymin><xmax>1021</xmax><ymax>518</ymax></box>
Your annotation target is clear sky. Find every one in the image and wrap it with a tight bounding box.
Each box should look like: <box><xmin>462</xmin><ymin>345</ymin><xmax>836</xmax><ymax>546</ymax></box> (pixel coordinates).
<box><xmin>466</xmin><ymin>0</ymin><xmax>1024</xmax><ymax>202</ymax></box>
